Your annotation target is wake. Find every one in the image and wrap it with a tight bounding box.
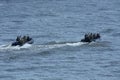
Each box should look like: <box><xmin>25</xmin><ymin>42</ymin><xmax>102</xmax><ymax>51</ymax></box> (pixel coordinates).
<box><xmin>0</xmin><ymin>41</ymin><xmax>86</xmax><ymax>51</ymax></box>
<box><xmin>0</xmin><ymin>43</ymin><xmax>32</xmax><ymax>50</ymax></box>
<box><xmin>37</xmin><ymin>42</ymin><xmax>86</xmax><ymax>50</ymax></box>
<box><xmin>0</xmin><ymin>40</ymin><xmax>107</xmax><ymax>51</ymax></box>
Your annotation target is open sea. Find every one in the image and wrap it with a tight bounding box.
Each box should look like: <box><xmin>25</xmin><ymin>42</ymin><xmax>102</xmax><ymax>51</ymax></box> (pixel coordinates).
<box><xmin>0</xmin><ymin>0</ymin><xmax>120</xmax><ymax>80</ymax></box>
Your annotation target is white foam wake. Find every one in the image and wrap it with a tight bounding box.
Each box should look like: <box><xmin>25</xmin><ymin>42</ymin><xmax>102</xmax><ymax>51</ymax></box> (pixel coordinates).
<box><xmin>37</xmin><ymin>42</ymin><xmax>86</xmax><ymax>50</ymax></box>
<box><xmin>0</xmin><ymin>41</ymin><xmax>87</xmax><ymax>51</ymax></box>
<box><xmin>66</xmin><ymin>42</ymin><xmax>86</xmax><ymax>46</ymax></box>
<box><xmin>0</xmin><ymin>43</ymin><xmax>32</xmax><ymax>50</ymax></box>
<box><xmin>37</xmin><ymin>44</ymin><xmax>66</xmax><ymax>50</ymax></box>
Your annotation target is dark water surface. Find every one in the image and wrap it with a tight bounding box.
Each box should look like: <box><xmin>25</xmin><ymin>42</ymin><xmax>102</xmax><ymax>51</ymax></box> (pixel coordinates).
<box><xmin>0</xmin><ymin>0</ymin><xmax>120</xmax><ymax>80</ymax></box>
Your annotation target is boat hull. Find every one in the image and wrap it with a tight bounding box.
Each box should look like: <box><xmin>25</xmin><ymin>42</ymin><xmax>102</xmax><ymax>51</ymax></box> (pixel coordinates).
<box><xmin>11</xmin><ymin>39</ymin><xmax>34</xmax><ymax>46</ymax></box>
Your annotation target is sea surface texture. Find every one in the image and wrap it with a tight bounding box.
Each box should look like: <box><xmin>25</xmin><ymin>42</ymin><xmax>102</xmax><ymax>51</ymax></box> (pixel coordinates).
<box><xmin>0</xmin><ymin>0</ymin><xmax>120</xmax><ymax>80</ymax></box>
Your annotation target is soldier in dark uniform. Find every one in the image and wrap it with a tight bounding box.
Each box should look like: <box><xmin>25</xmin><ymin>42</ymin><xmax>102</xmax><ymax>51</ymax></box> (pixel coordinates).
<box><xmin>16</xmin><ymin>36</ymin><xmax>21</xmax><ymax>42</ymax></box>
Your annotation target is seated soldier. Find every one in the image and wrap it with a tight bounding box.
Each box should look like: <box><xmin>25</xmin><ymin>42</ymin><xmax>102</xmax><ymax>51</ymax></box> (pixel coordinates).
<box><xmin>23</xmin><ymin>36</ymin><xmax>27</xmax><ymax>42</ymax></box>
<box><xmin>18</xmin><ymin>38</ymin><xmax>25</xmax><ymax>46</ymax></box>
<box><xmin>26</xmin><ymin>36</ymin><xmax>32</xmax><ymax>41</ymax></box>
<box><xmin>16</xmin><ymin>36</ymin><xmax>21</xmax><ymax>42</ymax></box>
<box><xmin>96</xmin><ymin>33</ymin><xmax>100</xmax><ymax>39</ymax></box>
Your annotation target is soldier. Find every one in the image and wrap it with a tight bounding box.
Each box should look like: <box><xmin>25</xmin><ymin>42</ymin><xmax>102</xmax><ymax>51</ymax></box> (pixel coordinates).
<box><xmin>22</xmin><ymin>36</ymin><xmax>27</xmax><ymax>43</ymax></box>
<box><xmin>81</xmin><ymin>33</ymin><xmax>91</xmax><ymax>42</ymax></box>
<box><xmin>97</xmin><ymin>33</ymin><xmax>100</xmax><ymax>39</ymax></box>
<box><xmin>16</xmin><ymin>36</ymin><xmax>21</xmax><ymax>42</ymax></box>
<box><xmin>19</xmin><ymin>38</ymin><xmax>25</xmax><ymax>46</ymax></box>
<box><xmin>26</xmin><ymin>36</ymin><xmax>32</xmax><ymax>41</ymax></box>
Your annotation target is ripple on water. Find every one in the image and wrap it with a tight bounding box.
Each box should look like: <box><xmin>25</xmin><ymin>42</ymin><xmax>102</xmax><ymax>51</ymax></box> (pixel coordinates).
<box><xmin>0</xmin><ymin>75</ymin><xmax>15</xmax><ymax>80</ymax></box>
<box><xmin>5</xmin><ymin>66</ymin><xmax>39</xmax><ymax>72</ymax></box>
<box><xmin>11</xmin><ymin>20</ymin><xmax>24</xmax><ymax>24</ymax></box>
<box><xmin>36</xmin><ymin>50</ymin><xmax>53</xmax><ymax>57</ymax></box>
<box><xmin>111</xmin><ymin>32</ymin><xmax>120</xmax><ymax>37</ymax></box>
<box><xmin>100</xmin><ymin>60</ymin><xmax>120</xmax><ymax>68</ymax></box>
<box><xmin>5</xmin><ymin>14</ymin><xmax>31</xmax><ymax>18</ymax></box>
<box><xmin>101</xmin><ymin>28</ymin><xmax>115</xmax><ymax>34</ymax></box>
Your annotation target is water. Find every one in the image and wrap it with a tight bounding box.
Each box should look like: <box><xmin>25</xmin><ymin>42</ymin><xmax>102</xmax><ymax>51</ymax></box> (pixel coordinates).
<box><xmin>0</xmin><ymin>0</ymin><xmax>120</xmax><ymax>80</ymax></box>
